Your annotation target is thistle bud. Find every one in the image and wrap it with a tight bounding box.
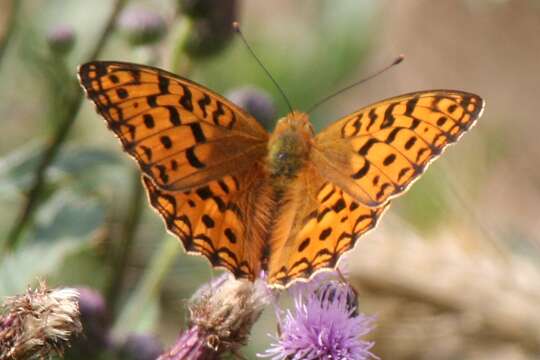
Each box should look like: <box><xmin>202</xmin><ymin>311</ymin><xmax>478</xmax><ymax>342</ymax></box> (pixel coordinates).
<box><xmin>180</xmin><ymin>0</ymin><xmax>237</xmax><ymax>59</ymax></box>
<box><xmin>46</xmin><ymin>24</ymin><xmax>75</xmax><ymax>56</ymax></box>
<box><xmin>227</xmin><ymin>86</ymin><xmax>277</xmax><ymax>130</ymax></box>
<box><xmin>117</xmin><ymin>7</ymin><xmax>167</xmax><ymax>46</ymax></box>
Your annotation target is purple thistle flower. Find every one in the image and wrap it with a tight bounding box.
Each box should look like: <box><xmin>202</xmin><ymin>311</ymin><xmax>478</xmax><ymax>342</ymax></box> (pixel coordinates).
<box><xmin>260</xmin><ymin>280</ymin><xmax>377</xmax><ymax>360</ymax></box>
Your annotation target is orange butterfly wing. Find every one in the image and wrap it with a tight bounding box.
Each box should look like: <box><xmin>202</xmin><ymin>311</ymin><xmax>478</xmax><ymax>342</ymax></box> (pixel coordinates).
<box><xmin>313</xmin><ymin>90</ymin><xmax>485</xmax><ymax>207</ymax></box>
<box><xmin>268</xmin><ymin>90</ymin><xmax>484</xmax><ymax>287</ymax></box>
<box><xmin>79</xmin><ymin>61</ymin><xmax>485</xmax><ymax>288</ymax></box>
<box><xmin>78</xmin><ymin>61</ymin><xmax>272</xmax><ymax>280</ymax></box>
<box><xmin>78</xmin><ymin>61</ymin><xmax>269</xmax><ymax>191</ymax></box>
<box><xmin>143</xmin><ymin>164</ymin><xmax>273</xmax><ymax>280</ymax></box>
<box><xmin>267</xmin><ymin>164</ymin><xmax>389</xmax><ymax>286</ymax></box>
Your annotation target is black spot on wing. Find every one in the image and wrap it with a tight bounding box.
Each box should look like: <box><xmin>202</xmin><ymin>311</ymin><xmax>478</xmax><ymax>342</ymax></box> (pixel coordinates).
<box><xmin>198</xmin><ymin>93</ymin><xmax>211</xmax><ymax>117</ymax></box>
<box><xmin>352</xmin><ymin>162</ymin><xmax>370</xmax><ymax>180</ymax></box>
<box><xmin>179</xmin><ymin>84</ymin><xmax>194</xmax><ymax>111</ymax></box>
<box><xmin>189</xmin><ymin>122</ymin><xmax>206</xmax><ymax>143</ymax></box>
<box><xmin>186</xmin><ymin>146</ymin><xmax>205</xmax><ymax>169</ymax></box>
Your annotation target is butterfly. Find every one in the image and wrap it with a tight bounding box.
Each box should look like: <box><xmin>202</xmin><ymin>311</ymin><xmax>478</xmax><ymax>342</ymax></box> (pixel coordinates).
<box><xmin>78</xmin><ymin>61</ymin><xmax>484</xmax><ymax>288</ymax></box>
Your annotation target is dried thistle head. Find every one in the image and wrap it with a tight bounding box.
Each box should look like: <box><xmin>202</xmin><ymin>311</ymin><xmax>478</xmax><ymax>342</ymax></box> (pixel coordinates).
<box><xmin>0</xmin><ymin>282</ymin><xmax>82</xmax><ymax>359</ymax></box>
<box><xmin>159</xmin><ymin>274</ymin><xmax>269</xmax><ymax>359</ymax></box>
<box><xmin>189</xmin><ymin>273</ymin><xmax>268</xmax><ymax>353</ymax></box>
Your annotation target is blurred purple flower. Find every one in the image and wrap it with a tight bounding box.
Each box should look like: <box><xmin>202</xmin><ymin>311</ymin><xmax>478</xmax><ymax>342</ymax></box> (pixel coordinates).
<box><xmin>67</xmin><ymin>287</ymin><xmax>110</xmax><ymax>357</ymax></box>
<box><xmin>46</xmin><ymin>24</ymin><xmax>75</xmax><ymax>55</ymax></box>
<box><xmin>120</xmin><ymin>333</ymin><xmax>163</xmax><ymax>360</ymax></box>
<box><xmin>227</xmin><ymin>86</ymin><xmax>277</xmax><ymax>130</ymax></box>
<box><xmin>117</xmin><ymin>6</ymin><xmax>167</xmax><ymax>46</ymax></box>
<box><xmin>260</xmin><ymin>280</ymin><xmax>376</xmax><ymax>360</ymax></box>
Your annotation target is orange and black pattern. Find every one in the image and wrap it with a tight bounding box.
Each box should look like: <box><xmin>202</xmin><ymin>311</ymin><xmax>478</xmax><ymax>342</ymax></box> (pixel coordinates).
<box><xmin>314</xmin><ymin>91</ymin><xmax>484</xmax><ymax>207</ymax></box>
<box><xmin>142</xmin><ymin>163</ymin><xmax>272</xmax><ymax>280</ymax></box>
<box><xmin>78</xmin><ymin>61</ymin><xmax>270</xmax><ymax>281</ymax></box>
<box><xmin>267</xmin><ymin>172</ymin><xmax>390</xmax><ymax>286</ymax></box>
<box><xmin>78</xmin><ymin>61</ymin><xmax>268</xmax><ymax>192</ymax></box>
<box><xmin>79</xmin><ymin>61</ymin><xmax>484</xmax><ymax>288</ymax></box>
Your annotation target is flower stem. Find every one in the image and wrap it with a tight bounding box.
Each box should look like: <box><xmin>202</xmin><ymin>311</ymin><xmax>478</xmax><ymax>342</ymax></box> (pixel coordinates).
<box><xmin>106</xmin><ymin>170</ymin><xmax>145</xmax><ymax>313</ymax></box>
<box><xmin>2</xmin><ymin>0</ymin><xmax>129</xmax><ymax>256</ymax></box>
<box><xmin>169</xmin><ymin>17</ymin><xmax>193</xmax><ymax>75</ymax></box>
<box><xmin>112</xmin><ymin>235</ymin><xmax>180</xmax><ymax>337</ymax></box>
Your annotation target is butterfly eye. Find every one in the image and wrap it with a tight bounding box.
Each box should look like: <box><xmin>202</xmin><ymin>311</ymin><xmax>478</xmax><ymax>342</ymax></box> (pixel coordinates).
<box><xmin>303</xmin><ymin>122</ymin><xmax>314</xmax><ymax>134</ymax></box>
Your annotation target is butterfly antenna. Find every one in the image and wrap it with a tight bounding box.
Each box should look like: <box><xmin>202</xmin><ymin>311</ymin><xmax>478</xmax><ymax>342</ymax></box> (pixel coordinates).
<box><xmin>233</xmin><ymin>21</ymin><xmax>295</xmax><ymax>114</ymax></box>
<box><xmin>306</xmin><ymin>54</ymin><xmax>405</xmax><ymax>115</ymax></box>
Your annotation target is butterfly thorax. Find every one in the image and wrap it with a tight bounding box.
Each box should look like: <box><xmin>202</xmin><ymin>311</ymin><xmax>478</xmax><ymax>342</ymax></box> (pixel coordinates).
<box><xmin>267</xmin><ymin>111</ymin><xmax>314</xmax><ymax>189</ymax></box>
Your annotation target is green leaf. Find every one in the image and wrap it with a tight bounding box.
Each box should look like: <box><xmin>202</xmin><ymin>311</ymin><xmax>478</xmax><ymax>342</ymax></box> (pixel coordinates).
<box><xmin>0</xmin><ymin>239</ymin><xmax>82</xmax><ymax>297</ymax></box>
<box><xmin>31</xmin><ymin>188</ymin><xmax>105</xmax><ymax>243</ymax></box>
<box><xmin>0</xmin><ymin>140</ymin><xmax>44</xmax><ymax>190</ymax></box>
<box><xmin>52</xmin><ymin>147</ymin><xmax>121</xmax><ymax>177</ymax></box>
<box><xmin>0</xmin><ymin>143</ymin><xmax>120</xmax><ymax>192</ymax></box>
<box><xmin>0</xmin><ymin>189</ymin><xmax>106</xmax><ymax>297</ymax></box>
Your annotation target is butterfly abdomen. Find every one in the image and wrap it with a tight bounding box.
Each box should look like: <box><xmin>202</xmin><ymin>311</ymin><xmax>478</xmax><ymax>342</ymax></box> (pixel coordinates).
<box><xmin>267</xmin><ymin>112</ymin><xmax>314</xmax><ymax>187</ymax></box>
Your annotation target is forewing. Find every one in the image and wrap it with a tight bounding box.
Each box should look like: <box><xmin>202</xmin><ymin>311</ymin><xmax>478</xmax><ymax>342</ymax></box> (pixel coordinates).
<box><xmin>78</xmin><ymin>61</ymin><xmax>269</xmax><ymax>191</ymax></box>
<box><xmin>314</xmin><ymin>90</ymin><xmax>484</xmax><ymax>207</ymax></box>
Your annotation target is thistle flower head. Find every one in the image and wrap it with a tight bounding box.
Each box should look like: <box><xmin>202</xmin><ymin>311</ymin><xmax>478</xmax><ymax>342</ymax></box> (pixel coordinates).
<box><xmin>0</xmin><ymin>283</ymin><xmax>82</xmax><ymax>359</ymax></box>
<box><xmin>159</xmin><ymin>273</ymin><xmax>269</xmax><ymax>359</ymax></box>
<box><xmin>260</xmin><ymin>280</ymin><xmax>376</xmax><ymax>360</ymax></box>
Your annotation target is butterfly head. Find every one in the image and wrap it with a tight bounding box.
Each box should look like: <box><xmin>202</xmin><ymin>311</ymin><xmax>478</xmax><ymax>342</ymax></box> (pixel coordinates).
<box><xmin>267</xmin><ymin>111</ymin><xmax>314</xmax><ymax>181</ymax></box>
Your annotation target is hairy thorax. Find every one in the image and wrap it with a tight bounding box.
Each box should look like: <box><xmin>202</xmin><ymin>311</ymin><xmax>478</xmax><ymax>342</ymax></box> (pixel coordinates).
<box><xmin>267</xmin><ymin>111</ymin><xmax>314</xmax><ymax>190</ymax></box>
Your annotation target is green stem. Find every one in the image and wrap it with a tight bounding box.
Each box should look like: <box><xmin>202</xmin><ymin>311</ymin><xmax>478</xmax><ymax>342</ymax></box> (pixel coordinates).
<box><xmin>169</xmin><ymin>17</ymin><xmax>193</xmax><ymax>75</ymax></box>
<box><xmin>2</xmin><ymin>0</ymin><xmax>129</xmax><ymax>256</ymax></box>
<box><xmin>106</xmin><ymin>171</ymin><xmax>145</xmax><ymax>312</ymax></box>
<box><xmin>112</xmin><ymin>235</ymin><xmax>180</xmax><ymax>336</ymax></box>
